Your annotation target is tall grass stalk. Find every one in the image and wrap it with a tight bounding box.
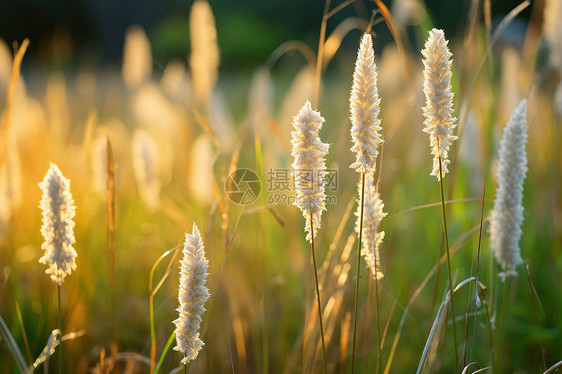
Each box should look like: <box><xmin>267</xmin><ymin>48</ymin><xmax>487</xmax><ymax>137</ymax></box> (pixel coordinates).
<box><xmin>465</xmin><ymin>172</ymin><xmax>487</xmax><ymax>368</ymax></box>
<box><xmin>106</xmin><ymin>136</ymin><xmax>116</xmax><ymax>344</ymax></box>
<box><xmin>417</xmin><ymin>277</ymin><xmax>475</xmax><ymax>374</ymax></box>
<box><xmin>291</xmin><ymin>101</ymin><xmax>329</xmax><ymax>373</ymax></box>
<box><xmin>149</xmin><ymin>245</ymin><xmax>181</xmax><ymax>372</ymax></box>
<box><xmin>14</xmin><ymin>302</ymin><xmax>32</xmax><ymax>366</ymax></box>
<box><xmin>373</xmin><ymin>253</ymin><xmax>382</xmax><ymax>374</ymax></box>
<box><xmin>57</xmin><ymin>284</ymin><xmax>62</xmax><ymax>374</ymax></box>
<box><xmin>310</xmin><ymin>210</ymin><xmax>328</xmax><ymax>374</ymax></box>
<box><xmin>314</xmin><ymin>0</ymin><xmax>331</xmax><ymax>107</ymax></box>
<box><xmin>0</xmin><ymin>39</ymin><xmax>28</xmax><ymax>169</ymax></box>
<box><xmin>495</xmin><ymin>278</ymin><xmax>510</xmax><ymax>373</ymax></box>
<box><xmin>524</xmin><ymin>264</ymin><xmax>547</xmax><ymax>370</ymax></box>
<box><xmin>349</xmin><ymin>31</ymin><xmax>384</xmax><ymax>372</ymax></box>
<box><xmin>483</xmin><ymin>294</ymin><xmax>494</xmax><ymax>366</ymax></box>
<box><xmin>254</xmin><ymin>130</ymin><xmax>269</xmax><ymax>374</ymax></box>
<box><xmin>351</xmin><ymin>171</ymin><xmax>365</xmax><ymax>373</ymax></box>
<box><xmin>154</xmin><ymin>332</ymin><xmax>175</xmax><ymax>374</ymax></box>
<box><xmin>421</xmin><ymin>28</ymin><xmax>458</xmax><ymax>369</ymax></box>
<box><xmin>437</xmin><ymin>147</ymin><xmax>458</xmax><ymax>371</ymax></box>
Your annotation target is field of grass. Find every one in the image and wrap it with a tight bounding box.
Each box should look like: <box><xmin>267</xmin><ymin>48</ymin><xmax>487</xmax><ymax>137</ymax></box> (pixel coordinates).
<box><xmin>0</xmin><ymin>0</ymin><xmax>561</xmax><ymax>373</ymax></box>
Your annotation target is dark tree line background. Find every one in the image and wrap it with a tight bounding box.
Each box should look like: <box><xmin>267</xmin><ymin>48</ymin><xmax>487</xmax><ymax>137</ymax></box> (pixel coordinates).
<box><xmin>0</xmin><ymin>0</ymin><xmax>533</xmax><ymax>72</ymax></box>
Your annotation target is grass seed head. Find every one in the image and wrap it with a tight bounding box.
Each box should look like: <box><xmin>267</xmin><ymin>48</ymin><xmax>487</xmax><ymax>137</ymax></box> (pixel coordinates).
<box><xmin>38</xmin><ymin>163</ymin><xmax>77</xmax><ymax>285</ymax></box>
<box><xmin>291</xmin><ymin>100</ymin><xmax>330</xmax><ymax>242</ymax></box>
<box><xmin>489</xmin><ymin>99</ymin><xmax>528</xmax><ymax>280</ymax></box>
<box><xmin>190</xmin><ymin>0</ymin><xmax>219</xmax><ymax>108</ymax></box>
<box><xmin>356</xmin><ymin>172</ymin><xmax>386</xmax><ymax>279</ymax></box>
<box><xmin>422</xmin><ymin>28</ymin><xmax>457</xmax><ymax>181</ymax></box>
<box><xmin>132</xmin><ymin>129</ymin><xmax>161</xmax><ymax>212</ymax></box>
<box><xmin>350</xmin><ymin>33</ymin><xmax>383</xmax><ymax>174</ymax></box>
<box><xmin>122</xmin><ymin>25</ymin><xmax>152</xmax><ymax>89</ymax></box>
<box><xmin>173</xmin><ymin>223</ymin><xmax>211</xmax><ymax>365</ymax></box>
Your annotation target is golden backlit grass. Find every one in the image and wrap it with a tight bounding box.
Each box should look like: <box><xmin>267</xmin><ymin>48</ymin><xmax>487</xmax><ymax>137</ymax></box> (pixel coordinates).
<box><xmin>0</xmin><ymin>1</ymin><xmax>561</xmax><ymax>373</ymax></box>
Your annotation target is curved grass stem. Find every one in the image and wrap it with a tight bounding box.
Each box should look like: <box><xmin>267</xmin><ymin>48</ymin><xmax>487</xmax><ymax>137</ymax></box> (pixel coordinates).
<box><xmin>149</xmin><ymin>246</ymin><xmax>181</xmax><ymax>373</ymax></box>
<box><xmin>310</xmin><ymin>210</ymin><xmax>328</xmax><ymax>374</ymax></box>
<box><xmin>351</xmin><ymin>171</ymin><xmax>366</xmax><ymax>373</ymax></box>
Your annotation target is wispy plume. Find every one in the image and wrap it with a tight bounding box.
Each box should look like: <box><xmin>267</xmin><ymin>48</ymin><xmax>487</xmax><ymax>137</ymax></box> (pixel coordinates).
<box><xmin>422</xmin><ymin>28</ymin><xmax>457</xmax><ymax>180</ymax></box>
<box><xmin>90</xmin><ymin>135</ymin><xmax>108</xmax><ymax>196</ymax></box>
<box><xmin>38</xmin><ymin>163</ymin><xmax>77</xmax><ymax>285</ymax></box>
<box><xmin>356</xmin><ymin>173</ymin><xmax>387</xmax><ymax>279</ymax></box>
<box><xmin>122</xmin><ymin>25</ymin><xmax>152</xmax><ymax>90</ymax></box>
<box><xmin>544</xmin><ymin>0</ymin><xmax>562</xmax><ymax>70</ymax></box>
<box><xmin>132</xmin><ymin>129</ymin><xmax>160</xmax><ymax>212</ymax></box>
<box><xmin>350</xmin><ymin>33</ymin><xmax>383</xmax><ymax>174</ymax></box>
<box><xmin>0</xmin><ymin>135</ymin><xmax>22</xmax><ymax>237</ymax></box>
<box><xmin>489</xmin><ymin>100</ymin><xmax>528</xmax><ymax>279</ymax></box>
<box><xmin>291</xmin><ymin>101</ymin><xmax>330</xmax><ymax>242</ymax></box>
<box><xmin>190</xmin><ymin>0</ymin><xmax>219</xmax><ymax>108</ymax></box>
<box><xmin>173</xmin><ymin>223</ymin><xmax>211</xmax><ymax>365</ymax></box>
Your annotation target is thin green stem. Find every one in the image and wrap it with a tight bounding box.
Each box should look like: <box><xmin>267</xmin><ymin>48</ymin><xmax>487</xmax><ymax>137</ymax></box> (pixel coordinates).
<box><xmin>255</xmin><ymin>127</ymin><xmax>269</xmax><ymax>374</ymax></box>
<box><xmin>484</xmin><ymin>294</ymin><xmax>494</xmax><ymax>366</ymax></box>
<box><xmin>154</xmin><ymin>331</ymin><xmax>175</xmax><ymax>374</ymax></box>
<box><xmin>374</xmin><ymin>267</ymin><xmax>382</xmax><ymax>374</ymax></box>
<box><xmin>496</xmin><ymin>278</ymin><xmax>510</xmax><ymax>373</ymax></box>
<box><xmin>351</xmin><ymin>171</ymin><xmax>366</xmax><ymax>373</ymax></box>
<box><xmin>57</xmin><ymin>284</ymin><xmax>62</xmax><ymax>374</ymax></box>
<box><xmin>185</xmin><ymin>363</ymin><xmax>188</xmax><ymax>374</ymax></box>
<box><xmin>150</xmin><ymin>293</ymin><xmax>156</xmax><ymax>373</ymax></box>
<box><xmin>524</xmin><ymin>264</ymin><xmax>547</xmax><ymax>371</ymax></box>
<box><xmin>437</xmin><ymin>153</ymin><xmax>458</xmax><ymax>371</ymax></box>
<box><xmin>310</xmin><ymin>210</ymin><xmax>328</xmax><ymax>374</ymax></box>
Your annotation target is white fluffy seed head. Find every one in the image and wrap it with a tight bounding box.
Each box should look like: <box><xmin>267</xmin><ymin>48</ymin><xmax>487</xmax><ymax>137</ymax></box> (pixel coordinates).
<box><xmin>291</xmin><ymin>101</ymin><xmax>330</xmax><ymax>242</ymax></box>
<box><xmin>90</xmin><ymin>136</ymin><xmax>108</xmax><ymax>196</ymax></box>
<box><xmin>350</xmin><ymin>33</ymin><xmax>384</xmax><ymax>174</ymax></box>
<box><xmin>489</xmin><ymin>100</ymin><xmax>528</xmax><ymax>280</ymax></box>
<box><xmin>356</xmin><ymin>173</ymin><xmax>387</xmax><ymax>280</ymax></box>
<box><xmin>0</xmin><ymin>134</ymin><xmax>22</xmax><ymax>239</ymax></box>
<box><xmin>544</xmin><ymin>0</ymin><xmax>562</xmax><ymax>70</ymax></box>
<box><xmin>173</xmin><ymin>223</ymin><xmax>211</xmax><ymax>365</ymax></box>
<box><xmin>132</xmin><ymin>129</ymin><xmax>160</xmax><ymax>212</ymax></box>
<box><xmin>122</xmin><ymin>25</ymin><xmax>152</xmax><ymax>89</ymax></box>
<box><xmin>190</xmin><ymin>0</ymin><xmax>219</xmax><ymax>108</ymax></box>
<box><xmin>38</xmin><ymin>163</ymin><xmax>77</xmax><ymax>285</ymax></box>
<box><xmin>422</xmin><ymin>28</ymin><xmax>457</xmax><ymax>181</ymax></box>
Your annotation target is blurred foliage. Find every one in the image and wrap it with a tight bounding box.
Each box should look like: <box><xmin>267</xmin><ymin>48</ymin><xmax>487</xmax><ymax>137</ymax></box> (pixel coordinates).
<box><xmin>0</xmin><ymin>0</ymin><xmax>559</xmax><ymax>373</ymax></box>
<box><xmin>0</xmin><ymin>0</ymin><xmax>533</xmax><ymax>71</ymax></box>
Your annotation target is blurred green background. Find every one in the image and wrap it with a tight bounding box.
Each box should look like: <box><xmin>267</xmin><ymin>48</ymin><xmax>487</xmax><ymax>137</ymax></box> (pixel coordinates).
<box><xmin>0</xmin><ymin>0</ymin><xmax>533</xmax><ymax>72</ymax></box>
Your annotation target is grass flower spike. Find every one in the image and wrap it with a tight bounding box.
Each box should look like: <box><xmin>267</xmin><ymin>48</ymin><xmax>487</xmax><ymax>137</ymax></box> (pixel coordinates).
<box><xmin>349</xmin><ymin>33</ymin><xmax>385</xmax><ymax>371</ymax></box>
<box><xmin>291</xmin><ymin>100</ymin><xmax>330</xmax><ymax>242</ymax></box>
<box><xmin>132</xmin><ymin>129</ymin><xmax>160</xmax><ymax>212</ymax></box>
<box><xmin>350</xmin><ymin>33</ymin><xmax>383</xmax><ymax>173</ymax></box>
<box><xmin>356</xmin><ymin>173</ymin><xmax>387</xmax><ymax>280</ymax></box>
<box><xmin>190</xmin><ymin>0</ymin><xmax>219</xmax><ymax>108</ymax></box>
<box><xmin>422</xmin><ymin>28</ymin><xmax>457</xmax><ymax>180</ymax></box>
<box><xmin>173</xmin><ymin>223</ymin><xmax>211</xmax><ymax>365</ymax></box>
<box><xmin>122</xmin><ymin>25</ymin><xmax>152</xmax><ymax>89</ymax></box>
<box><xmin>490</xmin><ymin>100</ymin><xmax>528</xmax><ymax>279</ymax></box>
<box><xmin>39</xmin><ymin>163</ymin><xmax>77</xmax><ymax>285</ymax></box>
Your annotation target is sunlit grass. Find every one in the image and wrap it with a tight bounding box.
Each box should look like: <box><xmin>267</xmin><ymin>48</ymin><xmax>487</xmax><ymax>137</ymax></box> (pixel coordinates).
<box><xmin>0</xmin><ymin>0</ymin><xmax>560</xmax><ymax>373</ymax></box>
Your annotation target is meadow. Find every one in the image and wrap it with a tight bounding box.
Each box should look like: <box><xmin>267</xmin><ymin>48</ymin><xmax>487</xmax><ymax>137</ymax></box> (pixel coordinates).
<box><xmin>0</xmin><ymin>0</ymin><xmax>561</xmax><ymax>373</ymax></box>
